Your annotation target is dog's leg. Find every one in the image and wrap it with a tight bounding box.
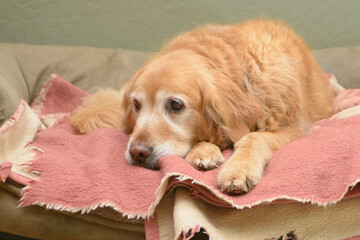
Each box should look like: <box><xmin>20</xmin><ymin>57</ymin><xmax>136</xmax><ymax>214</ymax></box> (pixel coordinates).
<box><xmin>71</xmin><ymin>88</ymin><xmax>125</xmax><ymax>134</ymax></box>
<box><xmin>217</xmin><ymin>127</ymin><xmax>302</xmax><ymax>194</ymax></box>
<box><xmin>185</xmin><ymin>142</ymin><xmax>225</xmax><ymax>170</ymax></box>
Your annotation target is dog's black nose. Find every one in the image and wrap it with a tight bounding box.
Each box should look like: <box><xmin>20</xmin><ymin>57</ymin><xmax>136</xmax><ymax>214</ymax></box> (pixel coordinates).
<box><xmin>129</xmin><ymin>143</ymin><xmax>153</xmax><ymax>163</ymax></box>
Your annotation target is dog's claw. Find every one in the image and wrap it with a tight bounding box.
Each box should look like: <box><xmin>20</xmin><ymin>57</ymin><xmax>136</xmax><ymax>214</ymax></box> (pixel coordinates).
<box><xmin>246</xmin><ymin>179</ymin><xmax>254</xmax><ymax>190</ymax></box>
<box><xmin>195</xmin><ymin>158</ymin><xmax>221</xmax><ymax>171</ymax></box>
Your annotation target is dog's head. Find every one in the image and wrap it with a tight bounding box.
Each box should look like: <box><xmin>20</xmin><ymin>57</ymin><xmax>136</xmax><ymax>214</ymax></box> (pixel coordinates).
<box><xmin>122</xmin><ymin>49</ymin><xmax>260</xmax><ymax>169</ymax></box>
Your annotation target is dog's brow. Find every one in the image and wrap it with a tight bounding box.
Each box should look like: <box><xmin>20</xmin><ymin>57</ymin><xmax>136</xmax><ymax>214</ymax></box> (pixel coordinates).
<box><xmin>129</xmin><ymin>92</ymin><xmax>145</xmax><ymax>101</ymax></box>
<box><xmin>155</xmin><ymin>91</ymin><xmax>187</xmax><ymax>106</ymax></box>
<box><xmin>129</xmin><ymin>92</ymin><xmax>137</xmax><ymax>100</ymax></box>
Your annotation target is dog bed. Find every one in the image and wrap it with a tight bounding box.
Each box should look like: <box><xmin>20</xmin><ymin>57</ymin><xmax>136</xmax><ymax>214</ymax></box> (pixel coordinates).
<box><xmin>1</xmin><ymin>43</ymin><xmax>360</xmax><ymax>240</ymax></box>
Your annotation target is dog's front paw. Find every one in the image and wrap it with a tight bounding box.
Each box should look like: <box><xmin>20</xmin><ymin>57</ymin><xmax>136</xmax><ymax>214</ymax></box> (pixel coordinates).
<box><xmin>185</xmin><ymin>142</ymin><xmax>224</xmax><ymax>170</ymax></box>
<box><xmin>217</xmin><ymin>158</ymin><xmax>263</xmax><ymax>195</ymax></box>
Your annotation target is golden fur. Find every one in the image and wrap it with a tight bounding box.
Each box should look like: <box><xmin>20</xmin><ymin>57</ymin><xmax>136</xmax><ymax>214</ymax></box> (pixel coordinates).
<box><xmin>71</xmin><ymin>19</ymin><xmax>333</xmax><ymax>194</ymax></box>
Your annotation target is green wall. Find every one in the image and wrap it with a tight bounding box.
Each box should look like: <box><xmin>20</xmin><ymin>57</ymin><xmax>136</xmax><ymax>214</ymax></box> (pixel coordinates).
<box><xmin>0</xmin><ymin>0</ymin><xmax>359</xmax><ymax>51</ymax></box>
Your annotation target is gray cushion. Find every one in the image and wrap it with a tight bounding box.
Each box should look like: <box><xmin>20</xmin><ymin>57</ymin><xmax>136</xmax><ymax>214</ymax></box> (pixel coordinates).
<box><xmin>314</xmin><ymin>46</ymin><xmax>360</xmax><ymax>89</ymax></box>
<box><xmin>0</xmin><ymin>43</ymin><xmax>152</xmax><ymax>124</ymax></box>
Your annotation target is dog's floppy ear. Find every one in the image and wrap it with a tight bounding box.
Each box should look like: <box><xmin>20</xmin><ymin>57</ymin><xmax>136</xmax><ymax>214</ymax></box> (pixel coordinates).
<box><xmin>199</xmin><ymin>74</ymin><xmax>261</xmax><ymax>143</ymax></box>
<box><xmin>120</xmin><ymin>66</ymin><xmax>149</xmax><ymax>134</ymax></box>
<box><xmin>120</xmin><ymin>82</ymin><xmax>136</xmax><ymax>135</ymax></box>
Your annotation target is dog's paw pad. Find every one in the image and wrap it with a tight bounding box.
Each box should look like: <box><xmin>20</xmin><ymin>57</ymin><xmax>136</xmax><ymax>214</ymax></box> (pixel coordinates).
<box><xmin>185</xmin><ymin>142</ymin><xmax>224</xmax><ymax>171</ymax></box>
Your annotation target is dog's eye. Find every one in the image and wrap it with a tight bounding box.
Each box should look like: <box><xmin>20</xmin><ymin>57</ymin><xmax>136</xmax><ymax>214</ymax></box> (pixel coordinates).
<box><xmin>168</xmin><ymin>99</ymin><xmax>184</xmax><ymax>112</ymax></box>
<box><xmin>133</xmin><ymin>99</ymin><xmax>141</xmax><ymax>111</ymax></box>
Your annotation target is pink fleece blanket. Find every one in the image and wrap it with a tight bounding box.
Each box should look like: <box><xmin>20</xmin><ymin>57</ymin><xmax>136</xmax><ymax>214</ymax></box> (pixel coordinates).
<box><xmin>2</xmin><ymin>74</ymin><xmax>360</xmax><ymax>239</ymax></box>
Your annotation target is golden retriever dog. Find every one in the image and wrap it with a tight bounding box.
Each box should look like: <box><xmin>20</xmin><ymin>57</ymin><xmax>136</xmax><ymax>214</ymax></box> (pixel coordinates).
<box><xmin>71</xmin><ymin>19</ymin><xmax>333</xmax><ymax>194</ymax></box>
